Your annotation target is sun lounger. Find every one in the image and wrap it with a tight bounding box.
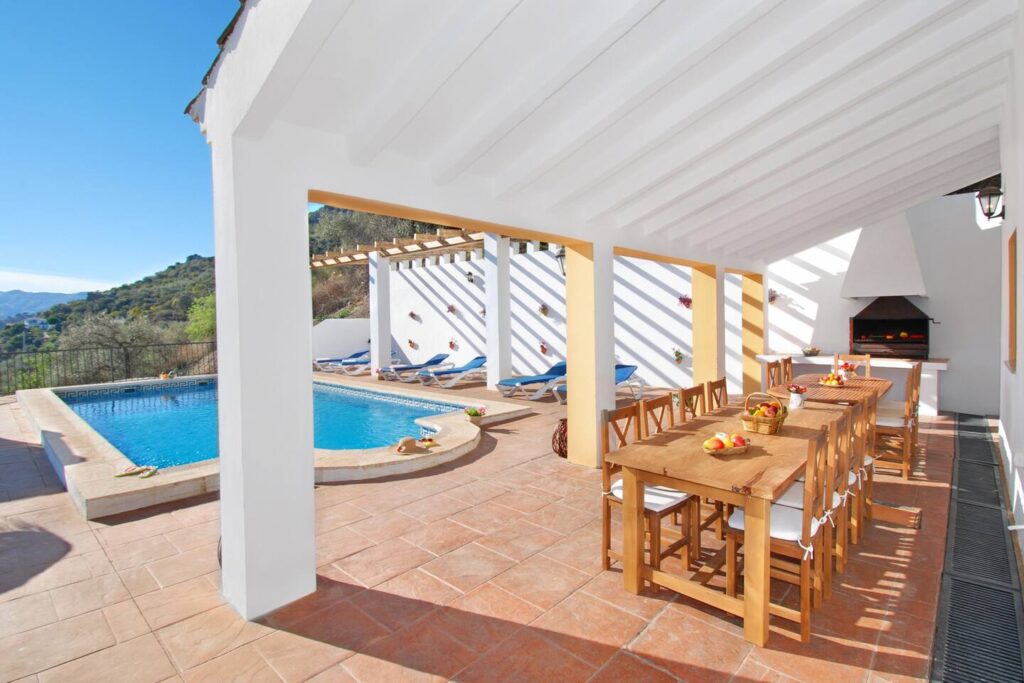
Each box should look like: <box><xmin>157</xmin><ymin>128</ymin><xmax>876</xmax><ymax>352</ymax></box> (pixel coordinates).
<box><xmin>496</xmin><ymin>361</ymin><xmax>567</xmax><ymax>400</ymax></box>
<box><xmin>378</xmin><ymin>353</ymin><xmax>451</xmax><ymax>382</ymax></box>
<box><xmin>313</xmin><ymin>349</ymin><xmax>375</xmax><ymax>375</ymax></box>
<box><xmin>551</xmin><ymin>364</ymin><xmax>644</xmax><ymax>404</ymax></box>
<box><xmin>416</xmin><ymin>355</ymin><xmax>487</xmax><ymax>388</ymax></box>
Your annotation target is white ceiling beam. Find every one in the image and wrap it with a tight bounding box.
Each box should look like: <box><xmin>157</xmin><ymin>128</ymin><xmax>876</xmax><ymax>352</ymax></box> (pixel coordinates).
<box><xmin>694</xmin><ymin>91</ymin><xmax>1004</xmax><ymax>249</ymax></box>
<box><xmin>752</xmin><ymin>154</ymin><xmax>1002</xmax><ymax>264</ymax></box>
<box><xmin>347</xmin><ymin>0</ymin><xmax>524</xmax><ymax>166</ymax></box>
<box><xmin>634</xmin><ymin>35</ymin><xmax>1012</xmax><ymax>237</ymax></box>
<box><xmin>489</xmin><ymin>0</ymin><xmax>784</xmax><ymax>199</ymax></box>
<box><xmin>428</xmin><ymin>0</ymin><xmax>663</xmax><ymax>185</ymax></box>
<box><xmin>571</xmin><ymin>0</ymin><xmax>1004</xmax><ymax>222</ymax></box>
<box><xmin>731</xmin><ymin>137</ymin><xmax>1000</xmax><ymax>256</ymax></box>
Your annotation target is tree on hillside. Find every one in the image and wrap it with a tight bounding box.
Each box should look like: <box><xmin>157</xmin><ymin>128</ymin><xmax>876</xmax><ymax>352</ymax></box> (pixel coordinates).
<box><xmin>58</xmin><ymin>315</ymin><xmax>185</xmax><ymax>351</ymax></box>
<box><xmin>185</xmin><ymin>294</ymin><xmax>217</xmax><ymax>341</ymax></box>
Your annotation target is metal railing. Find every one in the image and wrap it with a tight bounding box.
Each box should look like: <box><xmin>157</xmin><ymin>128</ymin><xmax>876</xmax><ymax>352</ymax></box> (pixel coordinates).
<box><xmin>0</xmin><ymin>342</ymin><xmax>217</xmax><ymax>395</ymax></box>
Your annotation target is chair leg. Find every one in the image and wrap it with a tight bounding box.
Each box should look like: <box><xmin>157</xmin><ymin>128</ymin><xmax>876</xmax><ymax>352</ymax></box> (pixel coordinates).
<box><xmin>835</xmin><ymin>501</ymin><xmax>848</xmax><ymax>573</ymax></box>
<box><xmin>850</xmin><ymin>489</ymin><xmax>861</xmax><ymax>546</ymax></box>
<box><xmin>823</xmin><ymin>520</ymin><xmax>833</xmax><ymax>600</ymax></box>
<box><xmin>800</xmin><ymin>553</ymin><xmax>812</xmax><ymax>643</ymax></box>
<box><xmin>648</xmin><ymin>512</ymin><xmax>662</xmax><ymax>571</ymax></box>
<box><xmin>812</xmin><ymin>544</ymin><xmax>823</xmax><ymax>609</ymax></box>
<box><xmin>688</xmin><ymin>498</ymin><xmax>701</xmax><ymax>569</ymax></box>
<box><xmin>725</xmin><ymin>533</ymin><xmax>738</xmax><ymax>597</ymax></box>
<box><xmin>865</xmin><ymin>467</ymin><xmax>874</xmax><ymax>522</ymax></box>
<box><xmin>715</xmin><ymin>501</ymin><xmax>725</xmax><ymax>540</ymax></box>
<box><xmin>601</xmin><ymin>496</ymin><xmax>612</xmax><ymax>570</ymax></box>
<box><xmin>901</xmin><ymin>430</ymin><xmax>912</xmax><ymax>480</ymax></box>
<box><xmin>678</xmin><ymin>506</ymin><xmax>691</xmax><ymax>569</ymax></box>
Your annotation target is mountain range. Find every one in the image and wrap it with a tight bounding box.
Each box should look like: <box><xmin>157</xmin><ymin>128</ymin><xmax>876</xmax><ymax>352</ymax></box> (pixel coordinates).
<box><xmin>0</xmin><ymin>290</ymin><xmax>86</xmax><ymax>320</ymax></box>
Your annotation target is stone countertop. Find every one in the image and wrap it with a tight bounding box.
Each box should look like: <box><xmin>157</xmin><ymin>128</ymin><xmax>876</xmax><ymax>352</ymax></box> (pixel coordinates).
<box><xmin>757</xmin><ymin>354</ymin><xmax>949</xmax><ymax>370</ymax></box>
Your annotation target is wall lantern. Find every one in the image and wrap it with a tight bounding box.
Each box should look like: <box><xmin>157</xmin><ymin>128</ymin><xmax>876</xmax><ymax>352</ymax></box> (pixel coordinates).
<box><xmin>555</xmin><ymin>246</ymin><xmax>566</xmax><ymax>276</ymax></box>
<box><xmin>977</xmin><ymin>184</ymin><xmax>1005</xmax><ymax>219</ymax></box>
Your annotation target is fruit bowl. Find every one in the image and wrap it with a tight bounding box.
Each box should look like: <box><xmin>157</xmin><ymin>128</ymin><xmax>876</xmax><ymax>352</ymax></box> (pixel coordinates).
<box><xmin>802</xmin><ymin>346</ymin><xmax>821</xmax><ymax>356</ymax></box>
<box><xmin>818</xmin><ymin>373</ymin><xmax>845</xmax><ymax>387</ymax></box>
<box><xmin>702</xmin><ymin>432</ymin><xmax>749</xmax><ymax>456</ymax></box>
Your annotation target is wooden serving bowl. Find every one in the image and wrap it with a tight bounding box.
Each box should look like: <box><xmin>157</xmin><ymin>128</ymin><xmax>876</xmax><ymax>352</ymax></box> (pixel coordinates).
<box><xmin>703</xmin><ymin>443</ymin><xmax>750</xmax><ymax>457</ymax></box>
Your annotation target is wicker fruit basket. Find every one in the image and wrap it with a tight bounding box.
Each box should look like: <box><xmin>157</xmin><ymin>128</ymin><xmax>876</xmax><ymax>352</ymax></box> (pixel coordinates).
<box><xmin>741</xmin><ymin>393</ymin><xmax>787</xmax><ymax>435</ymax></box>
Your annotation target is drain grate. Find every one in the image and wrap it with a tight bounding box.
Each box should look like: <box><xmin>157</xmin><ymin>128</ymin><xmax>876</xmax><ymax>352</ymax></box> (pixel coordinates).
<box><xmin>931</xmin><ymin>414</ymin><xmax>1024</xmax><ymax>682</ymax></box>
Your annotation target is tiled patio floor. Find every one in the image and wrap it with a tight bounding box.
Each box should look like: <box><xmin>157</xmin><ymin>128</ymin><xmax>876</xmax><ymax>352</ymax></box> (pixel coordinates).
<box><xmin>0</xmin><ymin>379</ymin><xmax>956</xmax><ymax>682</ymax></box>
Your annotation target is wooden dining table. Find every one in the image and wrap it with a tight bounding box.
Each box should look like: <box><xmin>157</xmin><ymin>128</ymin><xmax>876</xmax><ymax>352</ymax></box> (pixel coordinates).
<box><xmin>606</xmin><ymin>402</ymin><xmax>848</xmax><ymax>646</ymax></box>
<box><xmin>766</xmin><ymin>372</ymin><xmax>893</xmax><ymax>405</ymax></box>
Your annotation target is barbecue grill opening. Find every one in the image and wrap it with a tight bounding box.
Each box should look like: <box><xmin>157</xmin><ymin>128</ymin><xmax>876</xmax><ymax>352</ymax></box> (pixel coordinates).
<box><xmin>850</xmin><ymin>296</ymin><xmax>930</xmax><ymax>359</ymax></box>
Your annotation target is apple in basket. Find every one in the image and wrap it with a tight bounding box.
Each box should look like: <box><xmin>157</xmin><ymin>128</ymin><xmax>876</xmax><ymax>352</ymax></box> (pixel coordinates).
<box><xmin>729</xmin><ymin>433</ymin><xmax>747</xmax><ymax>447</ymax></box>
<box><xmin>702</xmin><ymin>437</ymin><xmax>726</xmax><ymax>450</ymax></box>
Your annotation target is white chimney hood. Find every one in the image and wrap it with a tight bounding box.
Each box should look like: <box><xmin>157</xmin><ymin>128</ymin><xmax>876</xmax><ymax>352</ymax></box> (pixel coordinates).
<box><xmin>841</xmin><ymin>213</ymin><xmax>927</xmax><ymax>298</ymax></box>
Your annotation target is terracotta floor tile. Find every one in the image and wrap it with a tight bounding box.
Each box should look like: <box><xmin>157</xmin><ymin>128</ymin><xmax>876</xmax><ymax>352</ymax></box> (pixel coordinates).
<box><xmin>118</xmin><ymin>565</ymin><xmax>160</xmax><ymax>597</ymax></box>
<box><xmin>37</xmin><ymin>633</ymin><xmax>176</xmax><ymax>683</ymax></box>
<box><xmin>283</xmin><ymin>600</ymin><xmax>389</xmax><ymax>655</ymax></box>
<box><xmin>871</xmin><ymin>634</ymin><xmax>931</xmax><ymax>681</ymax></box>
<box><xmin>94</xmin><ymin>513</ymin><xmax>183</xmax><ymax>549</ymax></box>
<box><xmin>306</xmin><ymin>664</ymin><xmax>360</xmax><ymax>682</ymax></box>
<box><xmin>396</xmin><ymin>492</ymin><xmax>473</xmax><ymax>523</ymax></box>
<box><xmin>489</xmin><ymin>488</ymin><xmax>558</xmax><ymax>513</ymax></box>
<box><xmin>0</xmin><ymin>555</ymin><xmax>94</xmax><ymax>602</ymax></box>
<box><xmin>475</xmin><ymin>518</ymin><xmax>563</xmax><ymax>562</ymax></box>
<box><xmin>421</xmin><ymin>543</ymin><xmax>516</xmax><ymax>593</ymax></box>
<box><xmin>589</xmin><ymin>652</ymin><xmax>677</xmax><ymax>683</ymax></box>
<box><xmin>0</xmin><ymin>611</ymin><xmax>116</xmax><ymax>681</ymax></box>
<box><xmin>314</xmin><ymin>525</ymin><xmax>376</xmax><ymax>566</ymax></box>
<box><xmin>145</xmin><ymin>543</ymin><xmax>220</xmax><ymax>588</ymax></box>
<box><xmin>429</xmin><ymin>582</ymin><xmax>541</xmax><ymax>654</ymax></box>
<box><xmin>316</xmin><ymin>502</ymin><xmax>370</xmax><ymax>533</ymax></box>
<box><xmin>578</xmin><ymin>571</ymin><xmax>672</xmax><ymax>620</ymax></box>
<box><xmin>531</xmin><ymin>591</ymin><xmax>646</xmax><ymax>667</ymax></box>
<box><xmin>136</xmin><ymin>575</ymin><xmax>224</xmax><ymax>630</ymax></box>
<box><xmin>401</xmin><ymin>518</ymin><xmax>481</xmax><ymax>555</ymax></box>
<box><xmin>350</xmin><ymin>568</ymin><xmax>461</xmax><ymax>632</ymax></box>
<box><xmin>261</xmin><ymin>572</ymin><xmax>364</xmax><ymax>631</ymax></box>
<box><xmin>347</xmin><ymin>510</ymin><xmax>423</xmax><ymax>544</ymax></box>
<box><xmin>447</xmin><ymin>499</ymin><xmax>523</xmax><ymax>535</ymax></box>
<box><xmin>103</xmin><ymin>600</ymin><xmax>151</xmax><ymax>643</ymax></box>
<box><xmin>164</xmin><ymin>520</ymin><xmax>220</xmax><ymax>552</ymax></box>
<box><xmin>522</xmin><ymin>473</ymin><xmax>590</xmax><ymax>498</ymax></box>
<box><xmin>630</xmin><ymin>606</ymin><xmax>752</xmax><ymax>683</ymax></box>
<box><xmin>747</xmin><ymin>627</ymin><xmax>876</xmax><ymax>683</ymax></box>
<box><xmin>341</xmin><ymin>654</ymin><xmax>446</xmax><ymax>682</ymax></box>
<box><xmin>0</xmin><ymin>592</ymin><xmax>57</xmax><ymax>639</ymax></box>
<box><xmin>169</xmin><ymin>498</ymin><xmax>219</xmax><ymax>528</ymax></box>
<box><xmin>360</xmin><ymin>621</ymin><xmax>477</xmax><ymax>679</ymax></box>
<box><xmin>332</xmin><ymin>538</ymin><xmax>434</xmax><ymax>588</ymax></box>
<box><xmin>456</xmin><ymin>628</ymin><xmax>596</xmax><ymax>683</ymax></box>
<box><xmin>156</xmin><ymin>604</ymin><xmax>271</xmax><ymax>670</ymax></box>
<box><xmin>48</xmin><ymin>571</ymin><xmax>130</xmax><ymax>619</ymax></box>
<box><xmin>540</xmin><ymin>530</ymin><xmax>604</xmax><ymax>575</ymax></box>
<box><xmin>490</xmin><ymin>554</ymin><xmax>590</xmax><ymax>611</ymax></box>
<box><xmin>105</xmin><ymin>535</ymin><xmax>179</xmax><ymax>571</ymax></box>
<box><xmin>524</xmin><ymin>502</ymin><xmax>595</xmax><ymax>535</ymax></box>
<box><xmin>731</xmin><ymin>658</ymin><xmax>803</xmax><ymax>682</ymax></box>
<box><xmin>180</xmin><ymin>643</ymin><xmax>280</xmax><ymax>683</ymax></box>
<box><xmin>254</xmin><ymin>629</ymin><xmax>350</xmax><ymax>682</ymax></box>
<box><xmin>445</xmin><ymin>480</ymin><xmax>510</xmax><ymax>505</ymax></box>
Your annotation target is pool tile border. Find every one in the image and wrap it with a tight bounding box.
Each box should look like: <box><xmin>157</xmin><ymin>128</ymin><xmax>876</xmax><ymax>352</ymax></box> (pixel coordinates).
<box><xmin>17</xmin><ymin>375</ymin><xmax>531</xmax><ymax>519</ymax></box>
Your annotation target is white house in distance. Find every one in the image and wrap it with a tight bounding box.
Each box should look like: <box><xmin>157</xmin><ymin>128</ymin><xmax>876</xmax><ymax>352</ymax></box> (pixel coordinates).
<box><xmin>188</xmin><ymin>0</ymin><xmax>1024</xmax><ymax>622</ymax></box>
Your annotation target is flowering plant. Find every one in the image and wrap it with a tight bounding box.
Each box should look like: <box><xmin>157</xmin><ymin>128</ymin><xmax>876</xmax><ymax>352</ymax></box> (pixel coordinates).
<box><xmin>464</xmin><ymin>406</ymin><xmax>486</xmax><ymax>418</ymax></box>
<box><xmin>538</xmin><ymin>303</ymin><xmax>549</xmax><ymax>316</ymax></box>
<box><xmin>673</xmin><ymin>348</ymin><xmax>685</xmax><ymax>364</ymax></box>
<box><xmin>768</xmin><ymin>288</ymin><xmax>780</xmax><ymax>305</ymax></box>
<box><xmin>839</xmin><ymin>361</ymin><xmax>858</xmax><ymax>372</ymax></box>
<box><xmin>539</xmin><ymin>341</ymin><xmax>548</xmax><ymax>355</ymax></box>
<box><xmin>446</xmin><ymin>304</ymin><xmax>457</xmax><ymax>314</ymax></box>
<box><xmin>448</xmin><ymin>338</ymin><xmax>457</xmax><ymax>350</ymax></box>
<box><xmin>786</xmin><ymin>383</ymin><xmax>808</xmax><ymax>394</ymax></box>
<box><xmin>678</xmin><ymin>294</ymin><xmax>692</xmax><ymax>309</ymax></box>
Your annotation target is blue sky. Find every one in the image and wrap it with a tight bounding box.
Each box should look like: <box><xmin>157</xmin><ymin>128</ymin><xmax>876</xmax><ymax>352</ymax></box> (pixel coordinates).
<box><xmin>0</xmin><ymin>2</ymin><xmax>239</xmax><ymax>292</ymax></box>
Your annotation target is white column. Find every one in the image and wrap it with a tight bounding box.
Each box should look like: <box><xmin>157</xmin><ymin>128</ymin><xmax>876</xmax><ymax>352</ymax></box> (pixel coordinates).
<box><xmin>484</xmin><ymin>233</ymin><xmax>512</xmax><ymax>388</ymax></box>
<box><xmin>369</xmin><ymin>252</ymin><xmax>392</xmax><ymax>370</ymax></box>
<box><xmin>212</xmin><ymin>138</ymin><xmax>315</xmax><ymax>620</ymax></box>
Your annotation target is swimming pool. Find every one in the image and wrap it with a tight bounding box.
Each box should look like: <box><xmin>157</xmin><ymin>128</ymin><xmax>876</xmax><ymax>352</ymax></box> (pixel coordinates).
<box><xmin>59</xmin><ymin>380</ymin><xmax>462</xmax><ymax>469</ymax></box>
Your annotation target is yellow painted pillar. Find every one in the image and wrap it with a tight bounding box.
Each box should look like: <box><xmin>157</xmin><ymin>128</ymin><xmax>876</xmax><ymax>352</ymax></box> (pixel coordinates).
<box><xmin>692</xmin><ymin>264</ymin><xmax>723</xmax><ymax>385</ymax></box>
<box><xmin>565</xmin><ymin>241</ymin><xmax>615</xmax><ymax>468</ymax></box>
<box><xmin>741</xmin><ymin>273</ymin><xmax>765</xmax><ymax>395</ymax></box>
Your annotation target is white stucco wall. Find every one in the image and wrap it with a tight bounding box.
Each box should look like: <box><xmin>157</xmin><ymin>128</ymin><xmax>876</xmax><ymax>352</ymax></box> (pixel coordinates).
<box><xmin>311</xmin><ymin>317</ymin><xmax>372</xmax><ymax>360</ymax></box>
<box><xmin>766</xmin><ymin>194</ymin><xmax>1002</xmax><ymax>416</ymax></box>
<box><xmin>387</xmin><ymin>247</ymin><xmax>696</xmax><ymax>388</ymax></box>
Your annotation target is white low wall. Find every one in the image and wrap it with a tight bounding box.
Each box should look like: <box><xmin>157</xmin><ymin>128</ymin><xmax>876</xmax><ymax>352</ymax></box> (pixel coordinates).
<box><xmin>311</xmin><ymin>317</ymin><xmax>372</xmax><ymax>360</ymax></box>
<box><xmin>387</xmin><ymin>247</ymin><xmax>714</xmax><ymax>390</ymax></box>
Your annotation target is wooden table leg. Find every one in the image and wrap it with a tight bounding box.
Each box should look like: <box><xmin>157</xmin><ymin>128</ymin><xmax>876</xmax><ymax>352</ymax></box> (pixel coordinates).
<box><xmin>743</xmin><ymin>496</ymin><xmax>771</xmax><ymax>646</ymax></box>
<box><xmin>622</xmin><ymin>467</ymin><xmax>645</xmax><ymax>594</ymax></box>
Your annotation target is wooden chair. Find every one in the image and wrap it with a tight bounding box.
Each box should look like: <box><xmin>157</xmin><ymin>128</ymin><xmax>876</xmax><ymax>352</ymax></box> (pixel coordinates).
<box><xmin>849</xmin><ymin>394</ymin><xmax>877</xmax><ymax>541</ymax></box>
<box><xmin>781</xmin><ymin>356</ymin><xmax>794</xmax><ymax>384</ymax></box>
<box><xmin>600</xmin><ymin>404</ymin><xmax>696</xmax><ymax>571</ymax></box>
<box><xmin>875</xmin><ymin>363</ymin><xmax>919</xmax><ymax>479</ymax></box>
<box><xmin>679</xmin><ymin>384</ymin><xmax>706</xmax><ymax>421</ymax></box>
<box><xmin>834</xmin><ymin>353</ymin><xmax>871</xmax><ymax>377</ymax></box>
<box><xmin>706</xmin><ymin>377</ymin><xmax>728</xmax><ymax>410</ymax></box>
<box><xmin>640</xmin><ymin>393</ymin><xmax>675</xmax><ymax>437</ymax></box>
<box><xmin>725</xmin><ymin>428</ymin><xmax>829</xmax><ymax>642</ymax></box>
<box><xmin>765</xmin><ymin>360</ymin><xmax>782</xmax><ymax>390</ymax></box>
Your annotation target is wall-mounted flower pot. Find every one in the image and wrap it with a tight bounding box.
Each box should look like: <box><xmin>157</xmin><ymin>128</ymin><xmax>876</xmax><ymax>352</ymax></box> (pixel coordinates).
<box><xmin>538</xmin><ymin>303</ymin><xmax>549</xmax><ymax>317</ymax></box>
<box><xmin>678</xmin><ymin>294</ymin><xmax>692</xmax><ymax>310</ymax></box>
<box><xmin>446</xmin><ymin>304</ymin><xmax>457</xmax><ymax>314</ymax></box>
<box><xmin>448</xmin><ymin>339</ymin><xmax>457</xmax><ymax>350</ymax></box>
<box><xmin>539</xmin><ymin>341</ymin><xmax>548</xmax><ymax>355</ymax></box>
<box><xmin>408</xmin><ymin>339</ymin><xmax>418</xmax><ymax>350</ymax></box>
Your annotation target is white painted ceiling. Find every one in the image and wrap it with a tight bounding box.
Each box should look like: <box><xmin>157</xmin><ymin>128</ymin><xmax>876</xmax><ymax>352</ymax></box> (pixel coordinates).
<box><xmin>230</xmin><ymin>0</ymin><xmax>1016</xmax><ymax>263</ymax></box>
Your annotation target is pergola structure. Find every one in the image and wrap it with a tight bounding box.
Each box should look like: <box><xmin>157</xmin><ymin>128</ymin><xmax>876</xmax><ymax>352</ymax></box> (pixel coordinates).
<box><xmin>188</xmin><ymin>0</ymin><xmax>1024</xmax><ymax>635</ymax></box>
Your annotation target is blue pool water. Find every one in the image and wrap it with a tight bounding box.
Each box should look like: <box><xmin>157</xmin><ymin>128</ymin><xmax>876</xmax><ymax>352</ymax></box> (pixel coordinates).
<box><xmin>59</xmin><ymin>380</ymin><xmax>461</xmax><ymax>469</ymax></box>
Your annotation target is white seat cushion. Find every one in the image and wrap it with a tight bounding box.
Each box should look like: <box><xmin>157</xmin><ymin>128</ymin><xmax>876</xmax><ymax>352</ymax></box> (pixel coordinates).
<box><xmin>848</xmin><ymin>470</ymin><xmax>860</xmax><ymax>488</ymax></box>
<box><xmin>727</xmin><ymin>505</ymin><xmax>821</xmax><ymax>543</ymax></box>
<box><xmin>876</xmin><ymin>415</ymin><xmax>909</xmax><ymax>428</ymax></box>
<box><xmin>864</xmin><ymin>455</ymin><xmax>875</xmax><ymax>467</ymax></box>
<box><xmin>775</xmin><ymin>481</ymin><xmax>841</xmax><ymax>511</ymax></box>
<box><xmin>609</xmin><ymin>476</ymin><xmax>691</xmax><ymax>513</ymax></box>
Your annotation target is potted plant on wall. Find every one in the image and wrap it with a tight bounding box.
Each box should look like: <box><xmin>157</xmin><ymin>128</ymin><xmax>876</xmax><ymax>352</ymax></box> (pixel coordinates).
<box><xmin>673</xmin><ymin>348</ymin><xmax>685</xmax><ymax>365</ymax></box>
<box><xmin>678</xmin><ymin>294</ymin><xmax>692</xmax><ymax>309</ymax></box>
<box><xmin>538</xmin><ymin>303</ymin><xmax>550</xmax><ymax>317</ymax></box>
<box><xmin>448</xmin><ymin>338</ymin><xmax>457</xmax><ymax>350</ymax></box>
<box><xmin>464</xmin><ymin>406</ymin><xmax>486</xmax><ymax>427</ymax></box>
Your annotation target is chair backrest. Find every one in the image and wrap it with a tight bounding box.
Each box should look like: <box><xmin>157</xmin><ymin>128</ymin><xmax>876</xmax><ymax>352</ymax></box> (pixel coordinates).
<box><xmin>547</xmin><ymin>361</ymin><xmax>568</xmax><ymax>376</ymax></box>
<box><xmin>765</xmin><ymin>360</ymin><xmax>782</xmax><ymax>390</ymax></box>
<box><xmin>800</xmin><ymin>428</ymin><xmax>829</xmax><ymax>545</ymax></box>
<box><xmin>910</xmin><ymin>362</ymin><xmax>922</xmax><ymax>415</ymax></box>
<box><xmin>614</xmin><ymin>364</ymin><xmax>638</xmax><ymax>383</ymax></box>
<box><xmin>864</xmin><ymin>391</ymin><xmax>877</xmax><ymax>460</ymax></box>
<box><xmin>835</xmin><ymin>353</ymin><xmax>871</xmax><ymax>377</ymax></box>
<box><xmin>462</xmin><ymin>356</ymin><xmax>487</xmax><ymax>370</ymax></box>
<box><xmin>640</xmin><ymin>393</ymin><xmax>675</xmax><ymax>438</ymax></box>
<box><xmin>848</xmin><ymin>401</ymin><xmax>865</xmax><ymax>479</ymax></box>
<box><xmin>781</xmin><ymin>356</ymin><xmax>794</xmax><ymax>384</ymax></box>
<box><xmin>900</xmin><ymin>363</ymin><xmax>920</xmax><ymax>420</ymax></box>
<box><xmin>425</xmin><ymin>353</ymin><xmax>451</xmax><ymax>365</ymax></box>
<box><xmin>679</xmin><ymin>384</ymin><xmax>706</xmax><ymax>422</ymax></box>
<box><xmin>706</xmin><ymin>377</ymin><xmax>728</xmax><ymax>411</ymax></box>
<box><xmin>601</xmin><ymin>403</ymin><xmax>641</xmax><ymax>485</ymax></box>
